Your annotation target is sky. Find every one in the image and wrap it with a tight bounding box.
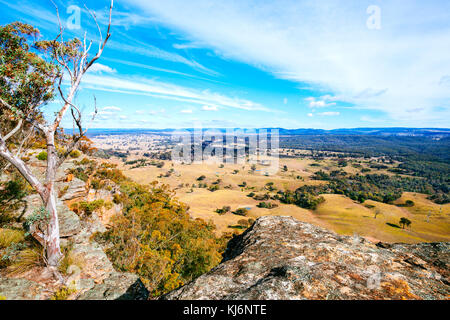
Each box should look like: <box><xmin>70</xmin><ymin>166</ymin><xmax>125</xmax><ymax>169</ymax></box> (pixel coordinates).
<box><xmin>0</xmin><ymin>0</ymin><xmax>449</xmax><ymax>129</ymax></box>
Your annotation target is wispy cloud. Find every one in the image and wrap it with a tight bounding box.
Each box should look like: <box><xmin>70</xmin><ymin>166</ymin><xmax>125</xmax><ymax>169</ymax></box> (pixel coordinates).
<box><xmin>317</xmin><ymin>112</ymin><xmax>340</xmax><ymax>117</ymax></box>
<box><xmin>88</xmin><ymin>63</ymin><xmax>117</xmax><ymax>74</ymax></box>
<box><xmin>107</xmin><ymin>39</ymin><xmax>218</xmax><ymax>77</ymax></box>
<box><xmin>202</xmin><ymin>105</ymin><xmax>218</xmax><ymax>111</ymax></box>
<box><xmin>125</xmin><ymin>0</ymin><xmax>450</xmax><ymax>122</ymax></box>
<box><xmin>102</xmin><ymin>106</ymin><xmax>121</xmax><ymax>111</ymax></box>
<box><xmin>82</xmin><ymin>74</ymin><xmax>275</xmax><ymax>112</ymax></box>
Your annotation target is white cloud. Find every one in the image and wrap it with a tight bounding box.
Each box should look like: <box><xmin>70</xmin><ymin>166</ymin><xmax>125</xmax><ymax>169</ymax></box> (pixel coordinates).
<box><xmin>180</xmin><ymin>109</ymin><xmax>193</xmax><ymax>113</ymax></box>
<box><xmin>107</xmin><ymin>40</ymin><xmax>218</xmax><ymax>76</ymax></box>
<box><xmin>102</xmin><ymin>106</ymin><xmax>122</xmax><ymax>111</ymax></box>
<box><xmin>317</xmin><ymin>112</ymin><xmax>340</xmax><ymax>116</ymax></box>
<box><xmin>89</xmin><ymin>63</ymin><xmax>117</xmax><ymax>74</ymax></box>
<box><xmin>83</xmin><ymin>74</ymin><xmax>274</xmax><ymax>112</ymax></box>
<box><xmin>126</xmin><ymin>0</ymin><xmax>450</xmax><ymax>123</ymax></box>
<box><xmin>202</xmin><ymin>105</ymin><xmax>218</xmax><ymax>111</ymax></box>
<box><xmin>305</xmin><ymin>97</ymin><xmax>337</xmax><ymax>108</ymax></box>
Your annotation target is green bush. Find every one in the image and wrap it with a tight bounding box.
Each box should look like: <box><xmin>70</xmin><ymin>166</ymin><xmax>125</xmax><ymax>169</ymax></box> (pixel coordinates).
<box><xmin>36</xmin><ymin>151</ymin><xmax>47</xmax><ymax>161</ymax></box>
<box><xmin>233</xmin><ymin>208</ymin><xmax>249</xmax><ymax>216</ymax></box>
<box><xmin>69</xmin><ymin>150</ymin><xmax>81</xmax><ymax>159</ymax></box>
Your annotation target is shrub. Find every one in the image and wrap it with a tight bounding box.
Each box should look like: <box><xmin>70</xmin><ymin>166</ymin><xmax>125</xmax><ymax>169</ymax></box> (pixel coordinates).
<box><xmin>36</xmin><ymin>151</ymin><xmax>47</xmax><ymax>161</ymax></box>
<box><xmin>257</xmin><ymin>202</ymin><xmax>278</xmax><ymax>209</ymax></box>
<box><xmin>69</xmin><ymin>150</ymin><xmax>81</xmax><ymax>159</ymax></box>
<box><xmin>215</xmin><ymin>206</ymin><xmax>231</xmax><ymax>215</ymax></box>
<box><xmin>197</xmin><ymin>175</ymin><xmax>206</xmax><ymax>181</ymax></box>
<box><xmin>58</xmin><ymin>246</ymin><xmax>85</xmax><ymax>275</ymax></box>
<box><xmin>5</xmin><ymin>247</ymin><xmax>45</xmax><ymax>276</ymax></box>
<box><xmin>233</xmin><ymin>208</ymin><xmax>249</xmax><ymax>216</ymax></box>
<box><xmin>96</xmin><ymin>179</ymin><xmax>222</xmax><ymax>297</ymax></box>
<box><xmin>72</xmin><ymin>200</ymin><xmax>105</xmax><ymax>215</ymax></box>
<box><xmin>405</xmin><ymin>200</ymin><xmax>415</xmax><ymax>207</ymax></box>
<box><xmin>50</xmin><ymin>286</ymin><xmax>76</xmax><ymax>300</ymax></box>
<box><xmin>208</xmin><ymin>185</ymin><xmax>220</xmax><ymax>192</ymax></box>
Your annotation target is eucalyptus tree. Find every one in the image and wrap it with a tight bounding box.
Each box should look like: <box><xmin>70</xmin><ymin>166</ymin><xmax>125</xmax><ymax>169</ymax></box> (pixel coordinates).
<box><xmin>0</xmin><ymin>1</ymin><xmax>114</xmax><ymax>271</ymax></box>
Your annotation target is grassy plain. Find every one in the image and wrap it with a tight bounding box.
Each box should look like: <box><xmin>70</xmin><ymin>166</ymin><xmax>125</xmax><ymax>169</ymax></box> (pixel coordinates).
<box><xmin>112</xmin><ymin>155</ymin><xmax>450</xmax><ymax>243</ymax></box>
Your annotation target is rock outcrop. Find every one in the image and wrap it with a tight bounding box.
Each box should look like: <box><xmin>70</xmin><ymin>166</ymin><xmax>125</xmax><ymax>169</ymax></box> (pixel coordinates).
<box><xmin>77</xmin><ymin>272</ymin><xmax>149</xmax><ymax>300</ymax></box>
<box><xmin>163</xmin><ymin>216</ymin><xmax>449</xmax><ymax>300</ymax></box>
<box><xmin>0</xmin><ymin>277</ymin><xmax>46</xmax><ymax>300</ymax></box>
<box><xmin>1</xmin><ymin>156</ymin><xmax>148</xmax><ymax>300</ymax></box>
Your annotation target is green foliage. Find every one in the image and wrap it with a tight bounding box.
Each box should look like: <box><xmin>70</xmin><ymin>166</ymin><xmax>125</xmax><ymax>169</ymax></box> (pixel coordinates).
<box><xmin>0</xmin><ymin>22</ymin><xmax>59</xmax><ymax>128</ymax></box>
<box><xmin>0</xmin><ymin>175</ymin><xmax>29</xmax><ymax>219</ymax></box>
<box><xmin>36</xmin><ymin>151</ymin><xmax>47</xmax><ymax>161</ymax></box>
<box><xmin>208</xmin><ymin>184</ymin><xmax>220</xmax><ymax>192</ymax></box>
<box><xmin>399</xmin><ymin>217</ymin><xmax>412</xmax><ymax>229</ymax></box>
<box><xmin>312</xmin><ymin>170</ymin><xmax>330</xmax><ymax>181</ymax></box>
<box><xmin>72</xmin><ymin>200</ymin><xmax>105</xmax><ymax>215</ymax></box>
<box><xmin>256</xmin><ymin>202</ymin><xmax>278</xmax><ymax>209</ymax></box>
<box><xmin>50</xmin><ymin>286</ymin><xmax>76</xmax><ymax>300</ymax></box>
<box><xmin>69</xmin><ymin>150</ymin><xmax>81</xmax><ymax>158</ymax></box>
<box><xmin>24</xmin><ymin>207</ymin><xmax>49</xmax><ymax>234</ymax></box>
<box><xmin>215</xmin><ymin>206</ymin><xmax>231</xmax><ymax>215</ymax></box>
<box><xmin>233</xmin><ymin>208</ymin><xmax>248</xmax><ymax>216</ymax></box>
<box><xmin>276</xmin><ymin>189</ymin><xmax>325</xmax><ymax>210</ymax></box>
<box><xmin>95</xmin><ymin>169</ymin><xmax>222</xmax><ymax>297</ymax></box>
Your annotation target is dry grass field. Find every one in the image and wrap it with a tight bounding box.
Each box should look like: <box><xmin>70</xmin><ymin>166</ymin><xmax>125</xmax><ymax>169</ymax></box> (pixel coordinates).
<box><xmin>115</xmin><ymin>155</ymin><xmax>450</xmax><ymax>244</ymax></box>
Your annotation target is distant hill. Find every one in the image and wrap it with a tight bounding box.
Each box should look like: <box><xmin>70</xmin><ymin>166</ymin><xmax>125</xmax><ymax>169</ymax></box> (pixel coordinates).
<box><xmin>69</xmin><ymin>127</ymin><xmax>450</xmax><ymax>138</ymax></box>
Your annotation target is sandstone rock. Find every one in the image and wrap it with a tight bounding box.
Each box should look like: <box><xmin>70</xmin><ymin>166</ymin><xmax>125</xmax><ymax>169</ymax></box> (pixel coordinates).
<box><xmin>77</xmin><ymin>272</ymin><xmax>149</xmax><ymax>300</ymax></box>
<box><xmin>70</xmin><ymin>241</ymin><xmax>114</xmax><ymax>281</ymax></box>
<box><xmin>57</xmin><ymin>178</ymin><xmax>86</xmax><ymax>201</ymax></box>
<box><xmin>163</xmin><ymin>216</ymin><xmax>450</xmax><ymax>300</ymax></box>
<box><xmin>56</xmin><ymin>200</ymin><xmax>81</xmax><ymax>237</ymax></box>
<box><xmin>0</xmin><ymin>277</ymin><xmax>46</xmax><ymax>300</ymax></box>
<box><xmin>15</xmin><ymin>196</ymin><xmax>81</xmax><ymax>238</ymax></box>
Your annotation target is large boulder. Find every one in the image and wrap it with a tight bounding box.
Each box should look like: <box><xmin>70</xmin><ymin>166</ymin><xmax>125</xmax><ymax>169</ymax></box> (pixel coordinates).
<box><xmin>69</xmin><ymin>242</ymin><xmax>114</xmax><ymax>281</ymax></box>
<box><xmin>77</xmin><ymin>272</ymin><xmax>149</xmax><ymax>300</ymax></box>
<box><xmin>162</xmin><ymin>216</ymin><xmax>449</xmax><ymax>300</ymax></box>
<box><xmin>56</xmin><ymin>200</ymin><xmax>81</xmax><ymax>237</ymax></box>
<box><xmin>58</xmin><ymin>178</ymin><xmax>87</xmax><ymax>201</ymax></box>
<box><xmin>16</xmin><ymin>196</ymin><xmax>81</xmax><ymax>238</ymax></box>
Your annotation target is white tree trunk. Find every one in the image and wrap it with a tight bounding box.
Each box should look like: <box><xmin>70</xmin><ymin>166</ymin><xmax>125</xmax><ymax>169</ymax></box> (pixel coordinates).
<box><xmin>44</xmin><ymin>185</ymin><xmax>62</xmax><ymax>267</ymax></box>
<box><xmin>44</xmin><ymin>131</ymin><xmax>62</xmax><ymax>266</ymax></box>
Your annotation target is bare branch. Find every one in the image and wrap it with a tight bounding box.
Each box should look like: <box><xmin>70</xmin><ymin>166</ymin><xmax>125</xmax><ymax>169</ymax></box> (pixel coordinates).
<box><xmin>3</xmin><ymin>119</ymin><xmax>23</xmax><ymax>141</ymax></box>
<box><xmin>0</xmin><ymin>134</ymin><xmax>46</xmax><ymax>198</ymax></box>
<box><xmin>83</xmin><ymin>0</ymin><xmax>113</xmax><ymax>73</ymax></box>
<box><xmin>50</xmin><ymin>0</ymin><xmax>74</xmax><ymax>82</ymax></box>
<box><xmin>56</xmin><ymin>96</ymin><xmax>97</xmax><ymax>169</ymax></box>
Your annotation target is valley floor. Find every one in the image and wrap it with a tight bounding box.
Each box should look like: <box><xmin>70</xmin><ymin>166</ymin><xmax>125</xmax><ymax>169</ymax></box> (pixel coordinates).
<box><xmin>116</xmin><ymin>157</ymin><xmax>450</xmax><ymax>244</ymax></box>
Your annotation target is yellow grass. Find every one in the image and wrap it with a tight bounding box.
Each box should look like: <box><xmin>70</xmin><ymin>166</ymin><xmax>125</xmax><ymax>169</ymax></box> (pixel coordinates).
<box><xmin>120</xmin><ymin>157</ymin><xmax>450</xmax><ymax>243</ymax></box>
<box><xmin>0</xmin><ymin>228</ymin><xmax>25</xmax><ymax>249</ymax></box>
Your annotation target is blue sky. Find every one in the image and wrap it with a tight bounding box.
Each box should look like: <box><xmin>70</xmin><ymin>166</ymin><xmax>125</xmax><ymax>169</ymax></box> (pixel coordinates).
<box><xmin>1</xmin><ymin>0</ymin><xmax>449</xmax><ymax>129</ymax></box>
